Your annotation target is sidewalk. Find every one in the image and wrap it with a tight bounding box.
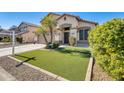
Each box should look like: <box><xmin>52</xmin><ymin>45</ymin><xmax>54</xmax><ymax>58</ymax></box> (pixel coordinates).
<box><xmin>0</xmin><ymin>66</ymin><xmax>16</xmax><ymax>81</ymax></box>
<box><xmin>0</xmin><ymin>44</ymin><xmax>46</xmax><ymax>57</ymax></box>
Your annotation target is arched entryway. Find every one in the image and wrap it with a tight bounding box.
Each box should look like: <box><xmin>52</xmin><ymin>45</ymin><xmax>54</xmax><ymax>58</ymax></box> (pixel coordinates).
<box><xmin>59</xmin><ymin>23</ymin><xmax>72</xmax><ymax>44</ymax></box>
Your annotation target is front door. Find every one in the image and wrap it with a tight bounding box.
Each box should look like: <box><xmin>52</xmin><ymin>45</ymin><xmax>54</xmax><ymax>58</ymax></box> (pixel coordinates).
<box><xmin>64</xmin><ymin>32</ymin><xmax>69</xmax><ymax>44</ymax></box>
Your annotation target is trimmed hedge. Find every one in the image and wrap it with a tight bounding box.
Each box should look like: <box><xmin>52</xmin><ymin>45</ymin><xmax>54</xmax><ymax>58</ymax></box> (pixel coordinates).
<box><xmin>88</xmin><ymin>19</ymin><xmax>124</xmax><ymax>80</ymax></box>
<box><xmin>46</xmin><ymin>42</ymin><xmax>60</xmax><ymax>49</ymax></box>
<box><xmin>2</xmin><ymin>37</ymin><xmax>11</xmax><ymax>42</ymax></box>
<box><xmin>16</xmin><ymin>37</ymin><xmax>23</xmax><ymax>43</ymax></box>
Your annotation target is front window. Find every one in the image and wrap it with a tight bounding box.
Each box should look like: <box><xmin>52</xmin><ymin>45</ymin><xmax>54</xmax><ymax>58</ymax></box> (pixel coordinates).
<box><xmin>79</xmin><ymin>28</ymin><xmax>90</xmax><ymax>40</ymax></box>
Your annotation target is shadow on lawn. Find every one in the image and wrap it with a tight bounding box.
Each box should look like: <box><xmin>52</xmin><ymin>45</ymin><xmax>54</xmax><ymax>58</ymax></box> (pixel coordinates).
<box><xmin>55</xmin><ymin>48</ymin><xmax>91</xmax><ymax>58</ymax></box>
<box><xmin>15</xmin><ymin>54</ymin><xmax>36</xmax><ymax>67</ymax></box>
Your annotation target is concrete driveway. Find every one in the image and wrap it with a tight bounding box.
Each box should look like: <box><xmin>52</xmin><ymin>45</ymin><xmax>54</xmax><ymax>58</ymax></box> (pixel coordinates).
<box><xmin>0</xmin><ymin>44</ymin><xmax>46</xmax><ymax>57</ymax></box>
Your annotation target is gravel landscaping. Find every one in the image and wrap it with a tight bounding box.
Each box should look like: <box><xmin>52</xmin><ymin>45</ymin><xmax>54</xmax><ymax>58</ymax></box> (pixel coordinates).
<box><xmin>0</xmin><ymin>56</ymin><xmax>59</xmax><ymax>81</ymax></box>
<box><xmin>92</xmin><ymin>62</ymin><xmax>114</xmax><ymax>81</ymax></box>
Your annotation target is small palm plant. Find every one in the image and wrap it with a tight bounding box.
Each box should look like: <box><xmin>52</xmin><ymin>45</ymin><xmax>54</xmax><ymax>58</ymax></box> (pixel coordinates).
<box><xmin>36</xmin><ymin>25</ymin><xmax>48</xmax><ymax>44</ymax></box>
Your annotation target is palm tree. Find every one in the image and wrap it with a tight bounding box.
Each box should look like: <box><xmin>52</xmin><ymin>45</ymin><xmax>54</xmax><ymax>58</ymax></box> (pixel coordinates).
<box><xmin>42</xmin><ymin>16</ymin><xmax>57</xmax><ymax>43</ymax></box>
<box><xmin>36</xmin><ymin>25</ymin><xmax>48</xmax><ymax>44</ymax></box>
<box><xmin>35</xmin><ymin>29</ymin><xmax>40</xmax><ymax>43</ymax></box>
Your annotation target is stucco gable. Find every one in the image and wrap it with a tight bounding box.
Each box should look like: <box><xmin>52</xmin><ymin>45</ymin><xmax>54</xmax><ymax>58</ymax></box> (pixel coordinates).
<box><xmin>40</xmin><ymin>13</ymin><xmax>98</xmax><ymax>26</ymax></box>
<box><xmin>56</xmin><ymin>14</ymin><xmax>78</xmax><ymax>21</ymax></box>
<box><xmin>57</xmin><ymin>14</ymin><xmax>98</xmax><ymax>25</ymax></box>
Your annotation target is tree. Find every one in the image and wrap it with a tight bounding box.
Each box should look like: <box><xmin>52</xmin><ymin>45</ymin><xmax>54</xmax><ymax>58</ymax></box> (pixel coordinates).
<box><xmin>88</xmin><ymin>19</ymin><xmax>124</xmax><ymax>80</ymax></box>
<box><xmin>36</xmin><ymin>25</ymin><xmax>48</xmax><ymax>44</ymax></box>
<box><xmin>42</xmin><ymin>15</ymin><xmax>57</xmax><ymax>43</ymax></box>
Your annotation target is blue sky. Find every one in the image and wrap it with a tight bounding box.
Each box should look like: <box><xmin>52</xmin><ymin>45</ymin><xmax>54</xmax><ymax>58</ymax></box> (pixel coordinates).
<box><xmin>1</xmin><ymin>12</ymin><xmax>124</xmax><ymax>29</ymax></box>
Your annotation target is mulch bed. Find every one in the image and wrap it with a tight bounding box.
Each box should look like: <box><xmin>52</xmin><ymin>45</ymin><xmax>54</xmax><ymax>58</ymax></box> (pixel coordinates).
<box><xmin>0</xmin><ymin>56</ymin><xmax>58</xmax><ymax>81</ymax></box>
<box><xmin>91</xmin><ymin>62</ymin><xmax>114</xmax><ymax>81</ymax></box>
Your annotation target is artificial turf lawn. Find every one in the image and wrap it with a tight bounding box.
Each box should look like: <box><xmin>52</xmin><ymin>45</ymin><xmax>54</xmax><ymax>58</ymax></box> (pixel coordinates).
<box><xmin>14</xmin><ymin>47</ymin><xmax>90</xmax><ymax>80</ymax></box>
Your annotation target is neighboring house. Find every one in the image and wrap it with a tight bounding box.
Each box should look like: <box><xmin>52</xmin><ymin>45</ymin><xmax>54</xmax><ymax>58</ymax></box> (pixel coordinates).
<box><xmin>40</xmin><ymin>13</ymin><xmax>98</xmax><ymax>46</ymax></box>
<box><xmin>0</xmin><ymin>22</ymin><xmax>39</xmax><ymax>43</ymax></box>
<box><xmin>0</xmin><ymin>29</ymin><xmax>12</xmax><ymax>41</ymax></box>
<box><xmin>17</xmin><ymin>22</ymin><xmax>38</xmax><ymax>43</ymax></box>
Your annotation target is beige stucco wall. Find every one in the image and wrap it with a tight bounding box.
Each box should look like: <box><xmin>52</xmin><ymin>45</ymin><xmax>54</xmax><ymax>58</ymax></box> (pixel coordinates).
<box><xmin>56</xmin><ymin>15</ymin><xmax>96</xmax><ymax>44</ymax></box>
<box><xmin>70</xmin><ymin>29</ymin><xmax>77</xmax><ymax>38</ymax></box>
<box><xmin>79</xmin><ymin>21</ymin><xmax>96</xmax><ymax>29</ymax></box>
<box><xmin>21</xmin><ymin>26</ymin><xmax>37</xmax><ymax>43</ymax></box>
<box><xmin>57</xmin><ymin>15</ymin><xmax>79</xmax><ymax>28</ymax></box>
<box><xmin>38</xmin><ymin>32</ymin><xmax>56</xmax><ymax>44</ymax></box>
<box><xmin>50</xmin><ymin>14</ymin><xmax>60</xmax><ymax>20</ymax></box>
<box><xmin>56</xmin><ymin>15</ymin><xmax>79</xmax><ymax>43</ymax></box>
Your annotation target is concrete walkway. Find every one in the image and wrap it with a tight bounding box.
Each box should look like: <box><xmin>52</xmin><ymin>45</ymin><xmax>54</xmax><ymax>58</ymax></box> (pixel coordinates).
<box><xmin>0</xmin><ymin>44</ymin><xmax>46</xmax><ymax>57</ymax></box>
<box><xmin>0</xmin><ymin>66</ymin><xmax>16</xmax><ymax>81</ymax></box>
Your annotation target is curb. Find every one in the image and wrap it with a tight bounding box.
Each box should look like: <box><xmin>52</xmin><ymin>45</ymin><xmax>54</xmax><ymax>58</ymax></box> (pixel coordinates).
<box><xmin>8</xmin><ymin>56</ymin><xmax>69</xmax><ymax>81</ymax></box>
<box><xmin>85</xmin><ymin>57</ymin><xmax>94</xmax><ymax>81</ymax></box>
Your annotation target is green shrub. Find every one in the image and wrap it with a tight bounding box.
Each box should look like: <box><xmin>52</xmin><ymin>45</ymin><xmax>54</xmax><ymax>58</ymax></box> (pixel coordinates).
<box><xmin>2</xmin><ymin>37</ymin><xmax>11</xmax><ymax>42</ymax></box>
<box><xmin>69</xmin><ymin>36</ymin><xmax>76</xmax><ymax>46</ymax></box>
<box><xmin>46</xmin><ymin>42</ymin><xmax>59</xmax><ymax>49</ymax></box>
<box><xmin>53</xmin><ymin>42</ymin><xmax>59</xmax><ymax>48</ymax></box>
<box><xmin>88</xmin><ymin>19</ymin><xmax>124</xmax><ymax>80</ymax></box>
<box><xmin>16</xmin><ymin>37</ymin><xmax>23</xmax><ymax>43</ymax></box>
<box><xmin>46</xmin><ymin>42</ymin><xmax>52</xmax><ymax>49</ymax></box>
